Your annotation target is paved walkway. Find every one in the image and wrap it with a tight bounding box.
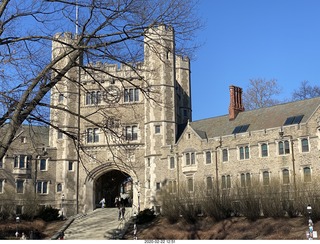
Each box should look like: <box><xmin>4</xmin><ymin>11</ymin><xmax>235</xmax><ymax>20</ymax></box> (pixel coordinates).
<box><xmin>64</xmin><ymin>208</ymin><xmax>132</xmax><ymax>240</ymax></box>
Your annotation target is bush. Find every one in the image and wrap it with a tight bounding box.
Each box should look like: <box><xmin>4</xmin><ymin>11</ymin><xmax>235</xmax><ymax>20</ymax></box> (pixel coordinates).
<box><xmin>36</xmin><ymin>206</ymin><xmax>59</xmax><ymax>222</ymax></box>
<box><xmin>136</xmin><ymin>209</ymin><xmax>156</xmax><ymax>225</ymax></box>
<box><xmin>0</xmin><ymin>210</ymin><xmax>10</xmax><ymax>221</ymax></box>
<box><xmin>161</xmin><ymin>191</ymin><xmax>180</xmax><ymax>223</ymax></box>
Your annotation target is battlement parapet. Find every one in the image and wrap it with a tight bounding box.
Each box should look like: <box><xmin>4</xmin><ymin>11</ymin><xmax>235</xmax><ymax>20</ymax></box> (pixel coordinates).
<box><xmin>87</xmin><ymin>61</ymin><xmax>144</xmax><ymax>73</ymax></box>
<box><xmin>145</xmin><ymin>23</ymin><xmax>174</xmax><ymax>39</ymax></box>
<box><xmin>176</xmin><ymin>55</ymin><xmax>190</xmax><ymax>69</ymax></box>
<box><xmin>53</xmin><ymin>32</ymin><xmax>75</xmax><ymax>39</ymax></box>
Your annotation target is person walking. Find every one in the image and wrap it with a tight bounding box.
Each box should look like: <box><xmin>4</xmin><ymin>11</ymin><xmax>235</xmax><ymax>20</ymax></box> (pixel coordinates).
<box><xmin>99</xmin><ymin>198</ymin><xmax>106</xmax><ymax>208</ymax></box>
<box><xmin>121</xmin><ymin>205</ymin><xmax>126</xmax><ymax>220</ymax></box>
<box><xmin>20</xmin><ymin>232</ymin><xmax>27</xmax><ymax>240</ymax></box>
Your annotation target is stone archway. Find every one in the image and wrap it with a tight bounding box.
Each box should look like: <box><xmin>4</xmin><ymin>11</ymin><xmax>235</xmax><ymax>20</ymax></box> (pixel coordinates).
<box><xmin>94</xmin><ymin>170</ymin><xmax>132</xmax><ymax>208</ymax></box>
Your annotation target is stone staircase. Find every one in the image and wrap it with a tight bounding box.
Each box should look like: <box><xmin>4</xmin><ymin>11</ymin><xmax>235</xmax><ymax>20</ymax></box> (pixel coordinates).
<box><xmin>58</xmin><ymin>208</ymin><xmax>132</xmax><ymax>240</ymax></box>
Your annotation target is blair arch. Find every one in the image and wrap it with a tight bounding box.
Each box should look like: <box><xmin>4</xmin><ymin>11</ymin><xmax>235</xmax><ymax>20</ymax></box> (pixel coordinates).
<box><xmin>83</xmin><ymin>164</ymin><xmax>138</xmax><ymax>211</ymax></box>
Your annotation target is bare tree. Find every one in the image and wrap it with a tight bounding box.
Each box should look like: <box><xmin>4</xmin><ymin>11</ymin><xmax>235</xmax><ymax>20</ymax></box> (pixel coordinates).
<box><xmin>243</xmin><ymin>78</ymin><xmax>282</xmax><ymax>110</ymax></box>
<box><xmin>291</xmin><ymin>80</ymin><xmax>320</xmax><ymax>101</ymax></box>
<box><xmin>0</xmin><ymin>0</ymin><xmax>201</xmax><ymax>162</ymax></box>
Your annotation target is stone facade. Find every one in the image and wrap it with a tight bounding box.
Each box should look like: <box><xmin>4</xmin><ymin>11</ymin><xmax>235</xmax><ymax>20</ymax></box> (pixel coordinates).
<box><xmin>1</xmin><ymin>25</ymin><xmax>320</xmax><ymax>218</ymax></box>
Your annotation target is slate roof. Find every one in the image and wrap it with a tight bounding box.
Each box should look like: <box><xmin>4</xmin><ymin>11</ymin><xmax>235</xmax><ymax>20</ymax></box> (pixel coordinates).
<box><xmin>190</xmin><ymin>96</ymin><xmax>320</xmax><ymax>139</ymax></box>
<box><xmin>0</xmin><ymin>124</ymin><xmax>50</xmax><ymax>146</ymax></box>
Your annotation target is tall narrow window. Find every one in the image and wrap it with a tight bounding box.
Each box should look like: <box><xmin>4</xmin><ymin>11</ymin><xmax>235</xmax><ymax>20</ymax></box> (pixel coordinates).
<box><xmin>147</xmin><ymin>158</ymin><xmax>151</xmax><ymax>167</ymax></box>
<box><xmin>303</xmin><ymin>167</ymin><xmax>311</xmax><ymax>183</ymax></box>
<box><xmin>0</xmin><ymin>179</ymin><xmax>3</xmax><ymax>193</ymax></box>
<box><xmin>282</xmin><ymin>169</ymin><xmax>290</xmax><ymax>184</ymax></box>
<box><xmin>156</xmin><ymin>182</ymin><xmax>161</xmax><ymax>190</ymax></box>
<box><xmin>206</xmin><ymin>176</ymin><xmax>213</xmax><ymax>192</ymax></box>
<box><xmin>241</xmin><ymin>173</ymin><xmax>246</xmax><ymax>187</ymax></box>
<box><xmin>68</xmin><ymin>161</ymin><xmax>74</xmax><ymax>171</ymax></box>
<box><xmin>21</xmin><ymin>136</ymin><xmax>26</xmax><ymax>143</ymax></box>
<box><xmin>226</xmin><ymin>175</ymin><xmax>231</xmax><ymax>188</ymax></box>
<box><xmin>155</xmin><ymin>125</ymin><xmax>161</xmax><ymax>134</ymax></box>
<box><xmin>245</xmin><ymin>146</ymin><xmax>250</xmax><ymax>159</ymax></box>
<box><xmin>132</xmin><ymin>126</ymin><xmax>138</xmax><ymax>140</ymax></box>
<box><xmin>279</xmin><ymin>141</ymin><xmax>284</xmax><ymax>155</ymax></box>
<box><xmin>93</xmin><ymin>128</ymin><xmax>99</xmax><ymax>142</ymax></box>
<box><xmin>261</xmin><ymin>143</ymin><xmax>268</xmax><ymax>157</ymax></box>
<box><xmin>246</xmin><ymin>173</ymin><xmax>251</xmax><ymax>186</ymax></box>
<box><xmin>187</xmin><ymin>178</ymin><xmax>194</xmax><ymax>192</ymax></box>
<box><xmin>170</xmin><ymin>157</ymin><xmax>175</xmax><ymax>169</ymax></box>
<box><xmin>96</xmin><ymin>91</ymin><xmax>102</xmax><ymax>104</ymax></box>
<box><xmin>284</xmin><ymin>140</ymin><xmax>290</xmax><ymax>154</ymax></box>
<box><xmin>57</xmin><ymin>183</ymin><xmax>62</xmax><ymax>192</ymax></box>
<box><xmin>86</xmin><ymin>92</ymin><xmax>91</xmax><ymax>105</ymax></box>
<box><xmin>87</xmin><ymin>128</ymin><xmax>93</xmax><ymax>143</ymax></box>
<box><xmin>191</xmin><ymin>152</ymin><xmax>195</xmax><ymax>165</ymax></box>
<box><xmin>57</xmin><ymin>130</ymin><xmax>63</xmax><ymax>139</ymax></box>
<box><xmin>147</xmin><ymin>179</ymin><xmax>150</xmax><ymax>189</ymax></box>
<box><xmin>301</xmin><ymin>138</ymin><xmax>309</xmax><ymax>152</ymax></box>
<box><xmin>222</xmin><ymin>149</ymin><xmax>228</xmax><ymax>162</ymax></box>
<box><xmin>134</xmin><ymin>88</ymin><xmax>139</xmax><ymax>102</ymax></box>
<box><xmin>186</xmin><ymin>153</ymin><xmax>190</xmax><ymax>165</ymax></box>
<box><xmin>168</xmin><ymin>181</ymin><xmax>173</xmax><ymax>193</ymax></box>
<box><xmin>16</xmin><ymin>180</ymin><xmax>24</xmax><ymax>193</ymax></box>
<box><xmin>58</xmin><ymin>93</ymin><xmax>64</xmax><ymax>103</ymax></box>
<box><xmin>40</xmin><ymin>159</ymin><xmax>47</xmax><ymax>171</ymax></box>
<box><xmin>206</xmin><ymin>151</ymin><xmax>211</xmax><ymax>164</ymax></box>
<box><xmin>239</xmin><ymin>147</ymin><xmax>244</xmax><ymax>160</ymax></box>
<box><xmin>262</xmin><ymin>171</ymin><xmax>270</xmax><ymax>186</ymax></box>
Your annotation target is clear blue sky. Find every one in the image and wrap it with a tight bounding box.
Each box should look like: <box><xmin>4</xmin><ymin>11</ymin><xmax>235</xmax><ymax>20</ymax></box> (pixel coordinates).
<box><xmin>191</xmin><ymin>0</ymin><xmax>320</xmax><ymax>121</ymax></box>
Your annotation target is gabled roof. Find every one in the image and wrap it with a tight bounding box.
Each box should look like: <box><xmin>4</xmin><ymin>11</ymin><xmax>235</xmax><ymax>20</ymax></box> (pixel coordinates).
<box><xmin>0</xmin><ymin>124</ymin><xmax>49</xmax><ymax>146</ymax></box>
<box><xmin>190</xmin><ymin>96</ymin><xmax>320</xmax><ymax>139</ymax></box>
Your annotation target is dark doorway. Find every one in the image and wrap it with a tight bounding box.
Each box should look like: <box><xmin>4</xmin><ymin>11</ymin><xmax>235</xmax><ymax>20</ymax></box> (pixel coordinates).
<box><xmin>95</xmin><ymin>170</ymin><xmax>132</xmax><ymax>208</ymax></box>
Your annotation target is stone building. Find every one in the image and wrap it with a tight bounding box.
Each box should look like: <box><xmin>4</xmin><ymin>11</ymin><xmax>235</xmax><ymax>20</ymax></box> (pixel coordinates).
<box><xmin>0</xmin><ymin>25</ymin><xmax>320</xmax><ymax>217</ymax></box>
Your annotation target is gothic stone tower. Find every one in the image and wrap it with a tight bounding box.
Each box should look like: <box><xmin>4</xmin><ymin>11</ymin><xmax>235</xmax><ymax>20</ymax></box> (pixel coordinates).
<box><xmin>50</xmin><ymin>25</ymin><xmax>191</xmax><ymax>215</ymax></box>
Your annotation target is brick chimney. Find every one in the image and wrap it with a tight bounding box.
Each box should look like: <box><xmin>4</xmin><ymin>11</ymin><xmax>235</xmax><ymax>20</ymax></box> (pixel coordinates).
<box><xmin>228</xmin><ymin>85</ymin><xmax>245</xmax><ymax>120</ymax></box>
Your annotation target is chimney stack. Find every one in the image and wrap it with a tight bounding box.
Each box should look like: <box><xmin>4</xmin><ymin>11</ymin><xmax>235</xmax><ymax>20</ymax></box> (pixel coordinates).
<box><xmin>228</xmin><ymin>85</ymin><xmax>244</xmax><ymax>120</ymax></box>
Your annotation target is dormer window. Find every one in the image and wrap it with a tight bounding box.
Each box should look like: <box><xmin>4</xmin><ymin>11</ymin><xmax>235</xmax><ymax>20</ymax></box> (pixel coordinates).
<box><xmin>283</xmin><ymin>115</ymin><xmax>303</xmax><ymax>126</ymax></box>
<box><xmin>232</xmin><ymin>124</ymin><xmax>249</xmax><ymax>134</ymax></box>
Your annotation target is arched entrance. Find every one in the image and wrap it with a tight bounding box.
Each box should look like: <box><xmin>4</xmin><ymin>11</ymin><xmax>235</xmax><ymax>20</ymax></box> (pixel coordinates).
<box><xmin>95</xmin><ymin>170</ymin><xmax>132</xmax><ymax>208</ymax></box>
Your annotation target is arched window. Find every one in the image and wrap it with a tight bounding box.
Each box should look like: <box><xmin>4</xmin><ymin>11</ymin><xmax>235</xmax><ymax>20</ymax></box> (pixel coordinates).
<box><xmin>206</xmin><ymin>151</ymin><xmax>211</xmax><ymax>164</ymax></box>
<box><xmin>239</xmin><ymin>146</ymin><xmax>249</xmax><ymax>160</ymax></box>
<box><xmin>241</xmin><ymin>173</ymin><xmax>251</xmax><ymax>187</ymax></box>
<box><xmin>239</xmin><ymin>147</ymin><xmax>244</xmax><ymax>160</ymax></box>
<box><xmin>222</xmin><ymin>149</ymin><xmax>228</xmax><ymax>162</ymax></box>
<box><xmin>170</xmin><ymin>157</ymin><xmax>175</xmax><ymax>169</ymax></box>
<box><xmin>262</xmin><ymin>171</ymin><xmax>270</xmax><ymax>185</ymax></box>
<box><xmin>282</xmin><ymin>169</ymin><xmax>290</xmax><ymax>184</ymax></box>
<box><xmin>206</xmin><ymin>176</ymin><xmax>213</xmax><ymax>191</ymax></box>
<box><xmin>245</xmin><ymin>146</ymin><xmax>250</xmax><ymax>159</ymax></box>
<box><xmin>301</xmin><ymin>138</ymin><xmax>309</xmax><ymax>152</ymax></box>
<box><xmin>261</xmin><ymin>143</ymin><xmax>268</xmax><ymax>157</ymax></box>
<box><xmin>303</xmin><ymin>167</ymin><xmax>311</xmax><ymax>183</ymax></box>
<box><xmin>279</xmin><ymin>140</ymin><xmax>290</xmax><ymax>155</ymax></box>
<box><xmin>222</xmin><ymin>175</ymin><xmax>231</xmax><ymax>189</ymax></box>
<box><xmin>187</xmin><ymin>178</ymin><xmax>194</xmax><ymax>192</ymax></box>
<box><xmin>57</xmin><ymin>183</ymin><xmax>62</xmax><ymax>192</ymax></box>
